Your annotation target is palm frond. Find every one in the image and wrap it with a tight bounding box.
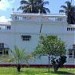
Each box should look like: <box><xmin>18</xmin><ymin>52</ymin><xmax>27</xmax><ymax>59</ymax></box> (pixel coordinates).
<box><xmin>42</xmin><ymin>1</ymin><xmax>49</xmax><ymax>5</ymax></box>
<box><xmin>71</xmin><ymin>6</ymin><xmax>75</xmax><ymax>12</ymax></box>
<box><xmin>39</xmin><ymin>1</ymin><xmax>49</xmax><ymax>6</ymax></box>
<box><xmin>18</xmin><ymin>0</ymin><xmax>49</xmax><ymax>14</ymax></box>
<box><xmin>61</xmin><ymin>5</ymin><xmax>67</xmax><ymax>10</ymax></box>
<box><xmin>65</xmin><ymin>1</ymin><xmax>71</xmax><ymax>9</ymax></box>
<box><xmin>65</xmin><ymin>1</ymin><xmax>71</xmax><ymax>5</ymax></box>
<box><xmin>59</xmin><ymin>10</ymin><xmax>65</xmax><ymax>13</ymax></box>
<box><xmin>18</xmin><ymin>5</ymin><xmax>29</xmax><ymax>10</ymax></box>
<box><xmin>20</xmin><ymin>0</ymin><xmax>29</xmax><ymax>4</ymax></box>
<box><xmin>17</xmin><ymin>6</ymin><xmax>23</xmax><ymax>10</ymax></box>
<box><xmin>44</xmin><ymin>7</ymin><xmax>50</xmax><ymax>13</ymax></box>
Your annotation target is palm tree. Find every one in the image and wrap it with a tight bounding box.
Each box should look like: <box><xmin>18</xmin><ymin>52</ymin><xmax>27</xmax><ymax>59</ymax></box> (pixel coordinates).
<box><xmin>59</xmin><ymin>1</ymin><xmax>75</xmax><ymax>24</ymax></box>
<box><xmin>18</xmin><ymin>0</ymin><xmax>50</xmax><ymax>14</ymax></box>
<box><xmin>10</xmin><ymin>47</ymin><xmax>32</xmax><ymax>72</ymax></box>
<box><xmin>0</xmin><ymin>47</ymin><xmax>32</xmax><ymax>72</ymax></box>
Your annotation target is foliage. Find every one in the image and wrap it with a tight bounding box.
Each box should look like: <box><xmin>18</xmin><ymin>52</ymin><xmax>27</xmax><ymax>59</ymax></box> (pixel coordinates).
<box><xmin>0</xmin><ymin>47</ymin><xmax>32</xmax><ymax>72</ymax></box>
<box><xmin>32</xmin><ymin>35</ymin><xmax>66</xmax><ymax>72</ymax></box>
<box><xmin>18</xmin><ymin>0</ymin><xmax>50</xmax><ymax>14</ymax></box>
<box><xmin>59</xmin><ymin>1</ymin><xmax>75</xmax><ymax>24</ymax></box>
<box><xmin>51</xmin><ymin>56</ymin><xmax>67</xmax><ymax>72</ymax></box>
<box><xmin>11</xmin><ymin>47</ymin><xmax>29</xmax><ymax>63</ymax></box>
<box><xmin>33</xmin><ymin>35</ymin><xmax>66</xmax><ymax>56</ymax></box>
<box><xmin>11</xmin><ymin>46</ymin><xmax>32</xmax><ymax>72</ymax></box>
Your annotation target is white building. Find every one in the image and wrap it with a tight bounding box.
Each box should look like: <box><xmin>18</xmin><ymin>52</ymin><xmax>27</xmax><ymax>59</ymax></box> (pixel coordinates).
<box><xmin>0</xmin><ymin>12</ymin><xmax>75</xmax><ymax>66</ymax></box>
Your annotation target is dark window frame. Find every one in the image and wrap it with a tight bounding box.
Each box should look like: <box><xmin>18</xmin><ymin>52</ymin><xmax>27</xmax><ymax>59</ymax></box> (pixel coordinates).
<box><xmin>0</xmin><ymin>48</ymin><xmax>9</xmax><ymax>55</ymax></box>
<box><xmin>7</xmin><ymin>26</ymin><xmax>11</xmax><ymax>30</ymax></box>
<box><xmin>21</xmin><ymin>35</ymin><xmax>31</xmax><ymax>41</ymax></box>
<box><xmin>0</xmin><ymin>43</ymin><xmax>9</xmax><ymax>55</ymax></box>
<box><xmin>0</xmin><ymin>43</ymin><xmax>4</xmax><ymax>48</ymax></box>
<box><xmin>67</xmin><ymin>27</ymin><xmax>75</xmax><ymax>31</ymax></box>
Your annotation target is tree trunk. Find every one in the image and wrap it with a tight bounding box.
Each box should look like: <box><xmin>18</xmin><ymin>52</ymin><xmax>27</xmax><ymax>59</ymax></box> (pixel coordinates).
<box><xmin>17</xmin><ymin>64</ymin><xmax>21</xmax><ymax>72</ymax></box>
<box><xmin>54</xmin><ymin>65</ymin><xmax>58</xmax><ymax>72</ymax></box>
<box><xmin>48</xmin><ymin>55</ymin><xmax>50</xmax><ymax>72</ymax></box>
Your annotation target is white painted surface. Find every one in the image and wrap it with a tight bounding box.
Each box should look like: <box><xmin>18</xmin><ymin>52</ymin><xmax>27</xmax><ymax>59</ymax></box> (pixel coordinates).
<box><xmin>0</xmin><ymin>13</ymin><xmax>75</xmax><ymax>65</ymax></box>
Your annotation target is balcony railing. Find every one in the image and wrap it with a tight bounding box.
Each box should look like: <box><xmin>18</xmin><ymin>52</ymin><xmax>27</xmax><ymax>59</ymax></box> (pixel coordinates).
<box><xmin>11</xmin><ymin>12</ymin><xmax>66</xmax><ymax>22</ymax></box>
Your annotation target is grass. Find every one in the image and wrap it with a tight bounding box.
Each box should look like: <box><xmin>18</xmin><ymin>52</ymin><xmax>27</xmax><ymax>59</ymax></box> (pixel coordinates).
<box><xmin>0</xmin><ymin>67</ymin><xmax>75</xmax><ymax>75</ymax></box>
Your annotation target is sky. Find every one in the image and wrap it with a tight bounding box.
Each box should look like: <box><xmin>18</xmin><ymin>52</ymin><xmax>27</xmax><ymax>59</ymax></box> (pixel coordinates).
<box><xmin>0</xmin><ymin>0</ymin><xmax>75</xmax><ymax>22</ymax></box>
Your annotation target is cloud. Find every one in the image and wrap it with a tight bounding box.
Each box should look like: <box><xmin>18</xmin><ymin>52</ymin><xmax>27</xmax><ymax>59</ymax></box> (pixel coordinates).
<box><xmin>0</xmin><ymin>0</ymin><xmax>15</xmax><ymax>11</ymax></box>
<box><xmin>8</xmin><ymin>0</ymin><xmax>15</xmax><ymax>3</ymax></box>
<box><xmin>0</xmin><ymin>16</ymin><xmax>11</xmax><ymax>22</ymax></box>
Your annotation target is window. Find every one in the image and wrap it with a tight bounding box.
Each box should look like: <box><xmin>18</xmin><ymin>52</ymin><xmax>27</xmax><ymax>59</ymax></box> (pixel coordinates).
<box><xmin>67</xmin><ymin>27</ymin><xmax>75</xmax><ymax>31</ymax></box>
<box><xmin>69</xmin><ymin>44</ymin><xmax>75</xmax><ymax>58</ymax></box>
<box><xmin>0</xmin><ymin>43</ymin><xmax>4</xmax><ymax>48</ymax></box>
<box><xmin>67</xmin><ymin>28</ymin><xmax>70</xmax><ymax>31</ymax></box>
<box><xmin>0</xmin><ymin>50</ymin><xmax>2</xmax><ymax>55</ymax></box>
<box><xmin>0</xmin><ymin>48</ymin><xmax>9</xmax><ymax>55</ymax></box>
<box><xmin>21</xmin><ymin>35</ymin><xmax>31</xmax><ymax>41</ymax></box>
<box><xmin>4</xmin><ymin>48</ymin><xmax>8</xmax><ymax>55</ymax></box>
<box><xmin>7</xmin><ymin>26</ymin><xmax>11</xmax><ymax>30</ymax></box>
<box><xmin>73</xmin><ymin>44</ymin><xmax>75</xmax><ymax>49</ymax></box>
<box><xmin>0</xmin><ymin>43</ymin><xmax>9</xmax><ymax>55</ymax></box>
<box><xmin>68</xmin><ymin>49</ymin><xmax>73</xmax><ymax>58</ymax></box>
<box><xmin>68</xmin><ymin>50</ymin><xmax>75</xmax><ymax>58</ymax></box>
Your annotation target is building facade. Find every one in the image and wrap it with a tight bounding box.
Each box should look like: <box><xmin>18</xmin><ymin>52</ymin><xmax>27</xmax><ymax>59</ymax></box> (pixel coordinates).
<box><xmin>0</xmin><ymin>12</ymin><xmax>75</xmax><ymax>66</ymax></box>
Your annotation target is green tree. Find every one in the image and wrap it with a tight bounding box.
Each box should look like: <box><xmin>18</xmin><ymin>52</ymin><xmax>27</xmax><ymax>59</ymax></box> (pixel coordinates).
<box><xmin>11</xmin><ymin>47</ymin><xmax>32</xmax><ymax>72</ymax></box>
<box><xmin>18</xmin><ymin>0</ymin><xmax>50</xmax><ymax>14</ymax></box>
<box><xmin>32</xmin><ymin>35</ymin><xmax>66</xmax><ymax>72</ymax></box>
<box><xmin>0</xmin><ymin>47</ymin><xmax>32</xmax><ymax>72</ymax></box>
<box><xmin>59</xmin><ymin>1</ymin><xmax>75</xmax><ymax>24</ymax></box>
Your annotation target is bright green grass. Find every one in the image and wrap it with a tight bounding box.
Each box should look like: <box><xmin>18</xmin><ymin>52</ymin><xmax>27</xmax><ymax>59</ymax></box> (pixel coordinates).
<box><xmin>0</xmin><ymin>67</ymin><xmax>75</xmax><ymax>75</ymax></box>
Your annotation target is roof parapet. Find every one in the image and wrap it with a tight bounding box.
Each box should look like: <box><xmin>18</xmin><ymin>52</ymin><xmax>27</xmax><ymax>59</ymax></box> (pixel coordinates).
<box><xmin>11</xmin><ymin>12</ymin><xmax>66</xmax><ymax>22</ymax></box>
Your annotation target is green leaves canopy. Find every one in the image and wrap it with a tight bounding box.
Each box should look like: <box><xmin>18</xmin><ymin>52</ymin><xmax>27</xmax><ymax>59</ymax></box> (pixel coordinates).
<box><xmin>33</xmin><ymin>35</ymin><xmax>66</xmax><ymax>57</ymax></box>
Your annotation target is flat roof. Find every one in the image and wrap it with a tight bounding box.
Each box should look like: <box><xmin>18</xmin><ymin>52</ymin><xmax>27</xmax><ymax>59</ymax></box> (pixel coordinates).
<box><xmin>11</xmin><ymin>12</ymin><xmax>66</xmax><ymax>17</ymax></box>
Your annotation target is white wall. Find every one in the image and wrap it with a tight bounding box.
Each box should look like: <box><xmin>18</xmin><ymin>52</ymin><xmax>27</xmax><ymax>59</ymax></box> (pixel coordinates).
<box><xmin>0</xmin><ymin>15</ymin><xmax>75</xmax><ymax>65</ymax></box>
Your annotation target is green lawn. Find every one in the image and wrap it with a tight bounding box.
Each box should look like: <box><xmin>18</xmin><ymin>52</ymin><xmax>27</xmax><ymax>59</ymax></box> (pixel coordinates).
<box><xmin>0</xmin><ymin>67</ymin><xmax>75</xmax><ymax>75</ymax></box>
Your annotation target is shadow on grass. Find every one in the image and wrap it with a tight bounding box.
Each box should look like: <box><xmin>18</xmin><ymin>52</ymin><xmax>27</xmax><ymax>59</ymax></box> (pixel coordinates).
<box><xmin>51</xmin><ymin>71</ymin><xmax>75</xmax><ymax>75</ymax></box>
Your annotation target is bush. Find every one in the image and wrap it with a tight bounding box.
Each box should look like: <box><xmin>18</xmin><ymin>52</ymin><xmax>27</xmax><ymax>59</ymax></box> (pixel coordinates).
<box><xmin>51</xmin><ymin>56</ymin><xmax>67</xmax><ymax>72</ymax></box>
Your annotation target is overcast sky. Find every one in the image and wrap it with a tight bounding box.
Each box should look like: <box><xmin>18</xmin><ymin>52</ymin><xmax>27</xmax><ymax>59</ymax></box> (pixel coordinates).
<box><xmin>0</xmin><ymin>0</ymin><xmax>75</xmax><ymax>22</ymax></box>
